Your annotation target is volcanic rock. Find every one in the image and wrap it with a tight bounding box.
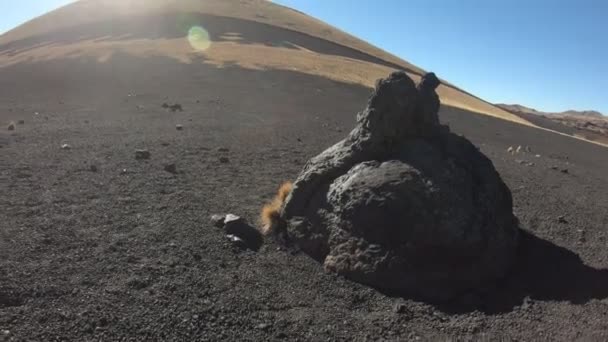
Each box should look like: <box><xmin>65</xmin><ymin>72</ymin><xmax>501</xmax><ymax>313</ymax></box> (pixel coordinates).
<box><xmin>170</xmin><ymin>104</ymin><xmax>183</xmax><ymax>112</ymax></box>
<box><xmin>278</xmin><ymin>71</ymin><xmax>519</xmax><ymax>301</ymax></box>
<box><xmin>162</xmin><ymin>102</ymin><xmax>183</xmax><ymax>112</ymax></box>
<box><xmin>135</xmin><ymin>149</ymin><xmax>151</xmax><ymax>160</ymax></box>
<box><xmin>226</xmin><ymin>234</ymin><xmax>248</xmax><ymax>250</ymax></box>
<box><xmin>164</xmin><ymin>163</ymin><xmax>177</xmax><ymax>174</ymax></box>
<box><xmin>210</xmin><ymin>214</ymin><xmax>226</xmax><ymax>228</ymax></box>
<box><xmin>223</xmin><ymin>215</ymin><xmax>263</xmax><ymax>251</ymax></box>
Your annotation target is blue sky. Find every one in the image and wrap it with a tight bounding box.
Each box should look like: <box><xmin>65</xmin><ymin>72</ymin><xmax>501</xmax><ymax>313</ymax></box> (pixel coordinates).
<box><xmin>0</xmin><ymin>0</ymin><xmax>75</xmax><ymax>33</ymax></box>
<box><xmin>274</xmin><ymin>0</ymin><xmax>608</xmax><ymax>114</ymax></box>
<box><xmin>1</xmin><ymin>0</ymin><xmax>606</xmax><ymax>114</ymax></box>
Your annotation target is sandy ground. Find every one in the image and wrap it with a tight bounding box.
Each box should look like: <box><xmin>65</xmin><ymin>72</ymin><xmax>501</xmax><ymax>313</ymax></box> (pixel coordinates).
<box><xmin>1</xmin><ymin>54</ymin><xmax>608</xmax><ymax>340</ymax></box>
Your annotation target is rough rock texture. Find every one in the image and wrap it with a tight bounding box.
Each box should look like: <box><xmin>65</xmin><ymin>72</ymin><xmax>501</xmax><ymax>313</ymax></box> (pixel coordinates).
<box><xmin>280</xmin><ymin>72</ymin><xmax>519</xmax><ymax>301</ymax></box>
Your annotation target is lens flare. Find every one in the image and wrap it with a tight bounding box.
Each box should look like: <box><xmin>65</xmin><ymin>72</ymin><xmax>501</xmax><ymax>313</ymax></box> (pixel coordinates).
<box><xmin>188</xmin><ymin>26</ymin><xmax>211</xmax><ymax>51</ymax></box>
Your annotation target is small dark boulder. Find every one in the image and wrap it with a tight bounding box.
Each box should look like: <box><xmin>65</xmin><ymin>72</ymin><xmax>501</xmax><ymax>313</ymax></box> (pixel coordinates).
<box><xmin>211</xmin><ymin>214</ymin><xmax>226</xmax><ymax>228</ymax></box>
<box><xmin>224</xmin><ymin>214</ymin><xmax>263</xmax><ymax>251</ymax></box>
<box><xmin>169</xmin><ymin>104</ymin><xmax>183</xmax><ymax>112</ymax></box>
<box><xmin>226</xmin><ymin>234</ymin><xmax>248</xmax><ymax>250</ymax></box>
<box><xmin>135</xmin><ymin>149</ymin><xmax>151</xmax><ymax>160</ymax></box>
<box><xmin>164</xmin><ymin>163</ymin><xmax>177</xmax><ymax>174</ymax></box>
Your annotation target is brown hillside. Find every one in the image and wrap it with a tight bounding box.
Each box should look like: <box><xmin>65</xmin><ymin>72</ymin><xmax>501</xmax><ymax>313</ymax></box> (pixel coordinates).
<box><xmin>0</xmin><ymin>0</ymin><xmax>528</xmax><ymax>125</ymax></box>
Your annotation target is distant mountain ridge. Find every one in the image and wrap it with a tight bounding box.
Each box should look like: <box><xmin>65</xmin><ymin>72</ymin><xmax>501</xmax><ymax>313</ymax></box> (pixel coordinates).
<box><xmin>496</xmin><ymin>103</ymin><xmax>608</xmax><ymax>146</ymax></box>
<box><xmin>496</xmin><ymin>103</ymin><xmax>604</xmax><ymax>118</ymax></box>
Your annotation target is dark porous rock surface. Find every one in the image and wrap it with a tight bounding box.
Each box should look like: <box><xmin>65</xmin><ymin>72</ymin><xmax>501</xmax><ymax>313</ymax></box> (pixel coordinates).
<box><xmin>280</xmin><ymin>72</ymin><xmax>519</xmax><ymax>301</ymax></box>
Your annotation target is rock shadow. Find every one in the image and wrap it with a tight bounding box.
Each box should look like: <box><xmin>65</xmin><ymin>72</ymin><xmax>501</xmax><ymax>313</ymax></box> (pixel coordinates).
<box><xmin>439</xmin><ymin>228</ymin><xmax>608</xmax><ymax>314</ymax></box>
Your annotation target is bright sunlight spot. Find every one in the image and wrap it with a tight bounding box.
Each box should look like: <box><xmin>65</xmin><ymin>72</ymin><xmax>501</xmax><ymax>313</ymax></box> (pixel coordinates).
<box><xmin>188</xmin><ymin>26</ymin><xmax>211</xmax><ymax>51</ymax></box>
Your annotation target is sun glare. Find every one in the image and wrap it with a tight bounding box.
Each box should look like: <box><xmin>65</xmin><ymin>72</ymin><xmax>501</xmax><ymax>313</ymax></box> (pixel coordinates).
<box><xmin>188</xmin><ymin>26</ymin><xmax>211</xmax><ymax>51</ymax></box>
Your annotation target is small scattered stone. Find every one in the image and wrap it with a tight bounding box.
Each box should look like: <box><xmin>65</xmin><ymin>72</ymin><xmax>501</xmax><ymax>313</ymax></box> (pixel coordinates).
<box><xmin>535</xmin><ymin>154</ymin><xmax>541</xmax><ymax>158</ymax></box>
<box><xmin>211</xmin><ymin>214</ymin><xmax>226</xmax><ymax>228</ymax></box>
<box><xmin>516</xmin><ymin>145</ymin><xmax>522</xmax><ymax>153</ymax></box>
<box><xmin>507</xmin><ymin>146</ymin><xmax>514</xmax><ymax>153</ymax></box>
<box><xmin>577</xmin><ymin>229</ymin><xmax>587</xmax><ymax>243</ymax></box>
<box><xmin>280</xmin><ymin>71</ymin><xmax>518</xmax><ymax>300</ymax></box>
<box><xmin>226</xmin><ymin>234</ymin><xmax>247</xmax><ymax>250</ymax></box>
<box><xmin>224</xmin><ymin>214</ymin><xmax>243</xmax><ymax>225</ymax></box>
<box><xmin>256</xmin><ymin>323</ymin><xmax>271</xmax><ymax>331</ymax></box>
<box><xmin>135</xmin><ymin>149</ymin><xmax>151</xmax><ymax>160</ymax></box>
<box><xmin>521</xmin><ymin>296</ymin><xmax>534</xmax><ymax>310</ymax></box>
<box><xmin>558</xmin><ymin>216</ymin><xmax>568</xmax><ymax>224</ymax></box>
<box><xmin>224</xmin><ymin>214</ymin><xmax>263</xmax><ymax>250</ymax></box>
<box><xmin>120</xmin><ymin>168</ymin><xmax>128</xmax><ymax>175</ymax></box>
<box><xmin>164</xmin><ymin>163</ymin><xmax>177</xmax><ymax>174</ymax></box>
<box><xmin>393</xmin><ymin>303</ymin><xmax>409</xmax><ymax>314</ymax></box>
<box><xmin>219</xmin><ymin>157</ymin><xmax>230</xmax><ymax>163</ymax></box>
<box><xmin>17</xmin><ymin>120</ymin><xmax>25</xmax><ymax>125</ymax></box>
<box><xmin>516</xmin><ymin>160</ymin><xmax>534</xmax><ymax>167</ymax></box>
<box><xmin>61</xmin><ymin>143</ymin><xmax>72</xmax><ymax>150</ymax></box>
<box><xmin>525</xmin><ymin>146</ymin><xmax>532</xmax><ymax>153</ymax></box>
<box><xmin>98</xmin><ymin>317</ymin><xmax>109</xmax><ymax>327</ymax></box>
<box><xmin>7</xmin><ymin>122</ymin><xmax>15</xmax><ymax>131</ymax></box>
<box><xmin>561</xmin><ymin>168</ymin><xmax>569</xmax><ymax>174</ymax></box>
<box><xmin>176</xmin><ymin>124</ymin><xmax>183</xmax><ymax>131</ymax></box>
<box><xmin>169</xmin><ymin>104</ymin><xmax>183</xmax><ymax>112</ymax></box>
